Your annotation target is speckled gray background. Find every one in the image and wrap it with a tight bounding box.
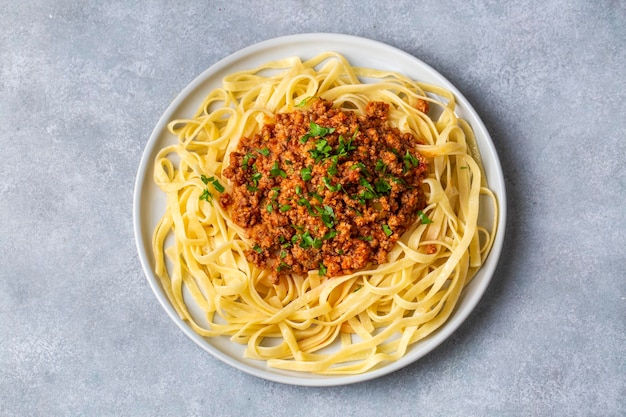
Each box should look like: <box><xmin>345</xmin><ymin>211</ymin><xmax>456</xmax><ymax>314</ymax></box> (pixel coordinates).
<box><xmin>1</xmin><ymin>1</ymin><xmax>624</xmax><ymax>416</ymax></box>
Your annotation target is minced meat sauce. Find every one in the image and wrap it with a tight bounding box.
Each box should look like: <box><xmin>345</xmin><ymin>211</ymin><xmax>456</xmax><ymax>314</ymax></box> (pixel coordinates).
<box><xmin>220</xmin><ymin>99</ymin><xmax>429</xmax><ymax>284</ymax></box>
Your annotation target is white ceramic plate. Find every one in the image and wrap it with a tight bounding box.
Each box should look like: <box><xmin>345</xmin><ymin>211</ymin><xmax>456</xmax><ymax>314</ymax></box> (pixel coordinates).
<box><xmin>133</xmin><ymin>33</ymin><xmax>507</xmax><ymax>386</ymax></box>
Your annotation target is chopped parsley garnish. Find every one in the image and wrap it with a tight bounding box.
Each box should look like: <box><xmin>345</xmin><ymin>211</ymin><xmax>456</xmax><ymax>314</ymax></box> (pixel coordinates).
<box><xmin>354</xmin><ymin>177</ymin><xmax>378</xmax><ymax>204</ymax></box>
<box><xmin>251</xmin><ymin>171</ymin><xmax>262</xmax><ymax>187</ymax></box>
<box><xmin>277</xmin><ymin>262</ymin><xmax>291</xmax><ymax>272</ymax></box>
<box><xmin>212</xmin><ymin>180</ymin><xmax>225</xmax><ymax>193</ymax></box>
<box><xmin>256</xmin><ymin>147</ymin><xmax>270</xmax><ymax>156</ymax></box>
<box><xmin>337</xmin><ymin>133</ymin><xmax>356</xmax><ymax>157</ymax></box>
<box><xmin>417</xmin><ymin>210</ymin><xmax>433</xmax><ymax>224</ymax></box>
<box><xmin>348</xmin><ymin>206</ymin><xmax>362</xmax><ymax>216</ymax></box>
<box><xmin>241</xmin><ymin>153</ymin><xmax>254</xmax><ymax>170</ymax></box>
<box><xmin>322</xmin><ymin>229</ymin><xmax>337</xmax><ymax>240</ymax></box>
<box><xmin>309</xmin><ymin>192</ymin><xmax>323</xmax><ymax>203</ymax></box>
<box><xmin>374</xmin><ymin>178</ymin><xmax>392</xmax><ymax>194</ymax></box>
<box><xmin>359</xmin><ymin>236</ymin><xmax>373</xmax><ymax>241</ymax></box>
<box><xmin>322</xmin><ymin>176</ymin><xmax>342</xmax><ymax>192</ymax></box>
<box><xmin>351</xmin><ymin>162</ymin><xmax>370</xmax><ymax>176</ymax></box>
<box><xmin>309</xmin><ymin>139</ymin><xmax>333</xmax><ymax>162</ymax></box>
<box><xmin>317</xmin><ymin>205</ymin><xmax>336</xmax><ymax>228</ymax></box>
<box><xmin>382</xmin><ymin>224</ymin><xmax>393</xmax><ymax>237</ymax></box>
<box><xmin>298</xmin><ymin>231</ymin><xmax>323</xmax><ymax>250</ymax></box>
<box><xmin>270</xmin><ymin>161</ymin><xmax>287</xmax><ymax>178</ymax></box>
<box><xmin>266</xmin><ymin>204</ymin><xmax>273</xmax><ymax>212</ymax></box>
<box><xmin>296</xmin><ymin>96</ymin><xmax>312</xmax><ymax>107</ymax></box>
<box><xmin>296</xmin><ymin>198</ymin><xmax>316</xmax><ymax>215</ymax></box>
<box><xmin>297</xmin><ymin>197</ymin><xmax>311</xmax><ymax>207</ymax></box>
<box><xmin>375</xmin><ymin>160</ymin><xmax>387</xmax><ymax>174</ymax></box>
<box><xmin>200</xmin><ymin>175</ymin><xmax>225</xmax><ymax>193</ymax></box>
<box><xmin>318</xmin><ymin>262</ymin><xmax>327</xmax><ymax>276</ymax></box>
<box><xmin>301</xmin><ymin>166</ymin><xmax>313</xmax><ymax>181</ymax></box>
<box><xmin>279</xmin><ymin>204</ymin><xmax>291</xmax><ymax>212</ymax></box>
<box><xmin>403</xmin><ymin>151</ymin><xmax>420</xmax><ymax>172</ymax></box>
<box><xmin>199</xmin><ymin>189</ymin><xmax>212</xmax><ymax>203</ymax></box>
<box><xmin>300</xmin><ymin>121</ymin><xmax>336</xmax><ymax>144</ymax></box>
<box><xmin>253</xmin><ymin>244</ymin><xmax>263</xmax><ymax>254</ymax></box>
<box><xmin>327</xmin><ymin>155</ymin><xmax>339</xmax><ymax>176</ymax></box>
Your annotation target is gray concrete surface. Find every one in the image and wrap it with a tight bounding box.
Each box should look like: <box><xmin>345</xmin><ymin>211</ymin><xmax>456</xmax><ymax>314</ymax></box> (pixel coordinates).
<box><xmin>1</xmin><ymin>1</ymin><xmax>624</xmax><ymax>416</ymax></box>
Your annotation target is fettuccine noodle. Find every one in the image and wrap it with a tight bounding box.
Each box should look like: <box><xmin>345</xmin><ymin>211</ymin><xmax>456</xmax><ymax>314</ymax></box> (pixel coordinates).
<box><xmin>152</xmin><ymin>52</ymin><xmax>498</xmax><ymax>374</ymax></box>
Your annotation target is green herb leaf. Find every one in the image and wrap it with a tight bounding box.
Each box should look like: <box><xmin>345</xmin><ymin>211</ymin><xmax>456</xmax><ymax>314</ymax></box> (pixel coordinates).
<box><xmin>257</xmin><ymin>147</ymin><xmax>270</xmax><ymax>156</ymax></box>
<box><xmin>270</xmin><ymin>161</ymin><xmax>287</xmax><ymax>178</ymax></box>
<box><xmin>327</xmin><ymin>155</ymin><xmax>339</xmax><ymax>176</ymax></box>
<box><xmin>318</xmin><ymin>205</ymin><xmax>336</xmax><ymax>228</ymax></box>
<box><xmin>309</xmin><ymin>122</ymin><xmax>335</xmax><ymax>137</ymax></box>
<box><xmin>279</xmin><ymin>204</ymin><xmax>292</xmax><ymax>212</ymax></box>
<box><xmin>241</xmin><ymin>153</ymin><xmax>254</xmax><ymax>170</ymax></box>
<box><xmin>266</xmin><ymin>204</ymin><xmax>273</xmax><ymax>212</ymax></box>
<box><xmin>403</xmin><ymin>151</ymin><xmax>420</xmax><ymax>172</ymax></box>
<box><xmin>322</xmin><ymin>229</ymin><xmax>337</xmax><ymax>240</ymax></box>
<box><xmin>309</xmin><ymin>192</ymin><xmax>323</xmax><ymax>203</ymax></box>
<box><xmin>382</xmin><ymin>224</ymin><xmax>393</xmax><ymax>237</ymax></box>
<box><xmin>355</xmin><ymin>178</ymin><xmax>378</xmax><ymax>203</ymax></box>
<box><xmin>417</xmin><ymin>210</ymin><xmax>433</xmax><ymax>224</ymax></box>
<box><xmin>277</xmin><ymin>262</ymin><xmax>291</xmax><ymax>272</ymax></box>
<box><xmin>298</xmin><ymin>231</ymin><xmax>322</xmax><ymax>250</ymax></box>
<box><xmin>374</xmin><ymin>178</ymin><xmax>391</xmax><ymax>194</ymax></box>
<box><xmin>337</xmin><ymin>134</ymin><xmax>356</xmax><ymax>157</ymax></box>
<box><xmin>296</xmin><ymin>96</ymin><xmax>312</xmax><ymax>107</ymax></box>
<box><xmin>309</xmin><ymin>139</ymin><xmax>333</xmax><ymax>162</ymax></box>
<box><xmin>322</xmin><ymin>176</ymin><xmax>342</xmax><ymax>192</ymax></box>
<box><xmin>253</xmin><ymin>244</ymin><xmax>263</xmax><ymax>254</ymax></box>
<box><xmin>301</xmin><ymin>166</ymin><xmax>313</xmax><ymax>181</ymax></box>
<box><xmin>359</xmin><ymin>236</ymin><xmax>373</xmax><ymax>241</ymax></box>
<box><xmin>351</xmin><ymin>161</ymin><xmax>369</xmax><ymax>176</ymax></box>
<box><xmin>251</xmin><ymin>172</ymin><xmax>262</xmax><ymax>187</ymax></box>
<box><xmin>199</xmin><ymin>189</ymin><xmax>213</xmax><ymax>203</ymax></box>
<box><xmin>375</xmin><ymin>160</ymin><xmax>387</xmax><ymax>174</ymax></box>
<box><xmin>211</xmin><ymin>179</ymin><xmax>225</xmax><ymax>193</ymax></box>
<box><xmin>318</xmin><ymin>262</ymin><xmax>327</xmax><ymax>276</ymax></box>
<box><xmin>300</xmin><ymin>122</ymin><xmax>335</xmax><ymax>144</ymax></box>
<box><xmin>200</xmin><ymin>175</ymin><xmax>212</xmax><ymax>185</ymax></box>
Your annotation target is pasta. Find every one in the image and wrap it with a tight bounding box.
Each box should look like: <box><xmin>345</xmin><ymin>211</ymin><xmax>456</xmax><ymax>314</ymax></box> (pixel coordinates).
<box><xmin>152</xmin><ymin>52</ymin><xmax>498</xmax><ymax>374</ymax></box>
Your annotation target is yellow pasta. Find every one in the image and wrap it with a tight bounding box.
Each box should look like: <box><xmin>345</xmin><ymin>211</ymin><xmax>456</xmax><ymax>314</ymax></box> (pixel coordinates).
<box><xmin>152</xmin><ymin>52</ymin><xmax>498</xmax><ymax>374</ymax></box>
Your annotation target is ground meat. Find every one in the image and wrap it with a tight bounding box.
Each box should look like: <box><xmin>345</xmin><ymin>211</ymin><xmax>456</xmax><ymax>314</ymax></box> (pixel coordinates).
<box><xmin>221</xmin><ymin>99</ymin><xmax>429</xmax><ymax>283</ymax></box>
<box><xmin>416</xmin><ymin>98</ymin><xmax>429</xmax><ymax>114</ymax></box>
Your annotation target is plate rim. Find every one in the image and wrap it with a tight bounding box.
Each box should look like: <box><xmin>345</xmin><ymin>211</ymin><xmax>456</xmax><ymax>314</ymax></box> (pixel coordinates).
<box><xmin>133</xmin><ymin>32</ymin><xmax>507</xmax><ymax>386</ymax></box>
